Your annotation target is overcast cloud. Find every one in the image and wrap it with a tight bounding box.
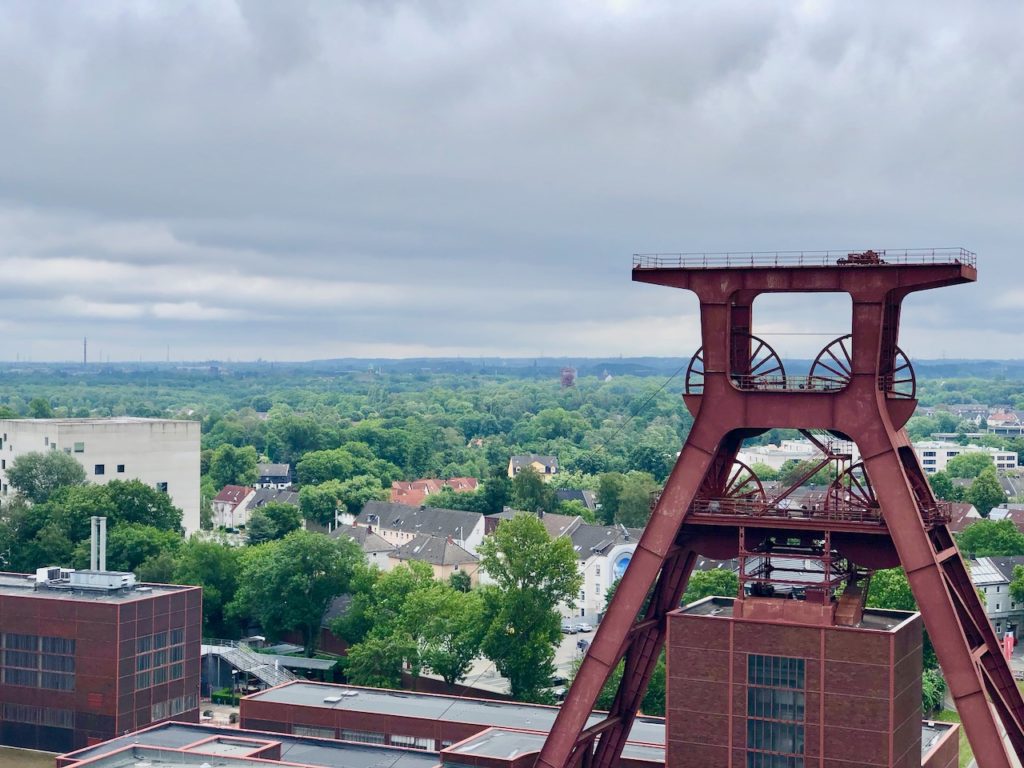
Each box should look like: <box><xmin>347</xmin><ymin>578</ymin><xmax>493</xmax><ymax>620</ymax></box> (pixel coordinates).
<box><xmin>0</xmin><ymin>1</ymin><xmax>1021</xmax><ymax>362</ymax></box>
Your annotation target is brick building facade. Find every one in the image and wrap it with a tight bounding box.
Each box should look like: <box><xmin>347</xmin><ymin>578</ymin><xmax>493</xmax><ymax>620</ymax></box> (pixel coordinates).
<box><xmin>0</xmin><ymin>570</ymin><xmax>201</xmax><ymax>752</ymax></box>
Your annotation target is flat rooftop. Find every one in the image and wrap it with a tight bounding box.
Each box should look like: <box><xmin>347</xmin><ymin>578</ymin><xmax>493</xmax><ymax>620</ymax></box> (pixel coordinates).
<box><xmin>0</xmin><ymin>571</ymin><xmax>197</xmax><ymax>604</ymax></box>
<box><xmin>58</xmin><ymin>723</ymin><xmax>438</xmax><ymax>768</ymax></box>
<box><xmin>245</xmin><ymin>682</ymin><xmax>666</xmax><ymax>745</ymax></box>
<box><xmin>445</xmin><ymin>728</ymin><xmax>664</xmax><ymax>764</ymax></box>
<box><xmin>678</xmin><ymin>596</ymin><xmax>917</xmax><ymax>632</ymax></box>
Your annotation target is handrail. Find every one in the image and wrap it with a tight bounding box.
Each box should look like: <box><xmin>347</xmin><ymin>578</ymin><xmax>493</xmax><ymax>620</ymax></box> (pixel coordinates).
<box><xmin>633</xmin><ymin>248</ymin><xmax>976</xmax><ymax>270</ymax></box>
<box><xmin>687</xmin><ymin>497</ymin><xmax>952</xmax><ymax>526</ymax></box>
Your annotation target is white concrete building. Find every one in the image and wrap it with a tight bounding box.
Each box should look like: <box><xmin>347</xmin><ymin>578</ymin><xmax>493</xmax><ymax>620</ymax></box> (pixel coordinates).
<box><xmin>913</xmin><ymin>440</ymin><xmax>1018</xmax><ymax>475</ymax></box>
<box><xmin>967</xmin><ymin>555</ymin><xmax>1024</xmax><ymax>638</ymax></box>
<box><xmin>0</xmin><ymin>418</ymin><xmax>202</xmax><ymax>534</ymax></box>
<box><xmin>737</xmin><ymin>438</ymin><xmax>860</xmax><ymax>472</ymax></box>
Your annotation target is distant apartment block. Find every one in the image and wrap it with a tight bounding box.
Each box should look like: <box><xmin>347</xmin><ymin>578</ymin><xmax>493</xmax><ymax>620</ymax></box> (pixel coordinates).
<box><xmin>0</xmin><ymin>418</ymin><xmax>202</xmax><ymax>534</ymax></box>
<box><xmin>737</xmin><ymin>438</ymin><xmax>861</xmax><ymax>471</ymax></box>
<box><xmin>0</xmin><ymin>568</ymin><xmax>201</xmax><ymax>753</ymax></box>
<box><xmin>912</xmin><ymin>440</ymin><xmax>1018</xmax><ymax>474</ymax></box>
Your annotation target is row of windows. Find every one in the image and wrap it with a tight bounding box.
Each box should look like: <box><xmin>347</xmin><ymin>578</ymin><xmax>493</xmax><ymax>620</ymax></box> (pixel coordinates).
<box><xmin>747</xmin><ymin>687</ymin><xmax>805</xmax><ymax>722</ymax></box>
<box><xmin>1</xmin><ymin>703</ymin><xmax>75</xmax><ymax>729</ymax></box>
<box><xmin>135</xmin><ymin>630</ymin><xmax>186</xmax><ymax>691</ymax></box>
<box><xmin>151</xmin><ymin>693</ymin><xmax>197</xmax><ymax>722</ymax></box>
<box><xmin>747</xmin><ymin>719</ymin><xmax>805</xmax><ymax>755</ymax></box>
<box><xmin>1</xmin><ymin>634</ymin><xmax>74</xmax><ymax>654</ymax></box>
<box><xmin>340</xmin><ymin>729</ymin><xmax>387</xmax><ymax>745</ymax></box>
<box><xmin>0</xmin><ymin>633</ymin><xmax>76</xmax><ymax>691</ymax></box>
<box><xmin>747</xmin><ymin>755</ymin><xmax>804</xmax><ymax>768</ymax></box>
<box><xmin>748</xmin><ymin>655</ymin><xmax>805</xmax><ymax>690</ymax></box>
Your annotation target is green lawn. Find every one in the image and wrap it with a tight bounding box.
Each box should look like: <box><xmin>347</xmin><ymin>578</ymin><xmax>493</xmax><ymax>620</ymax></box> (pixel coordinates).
<box><xmin>933</xmin><ymin>709</ymin><xmax>973</xmax><ymax>768</ymax></box>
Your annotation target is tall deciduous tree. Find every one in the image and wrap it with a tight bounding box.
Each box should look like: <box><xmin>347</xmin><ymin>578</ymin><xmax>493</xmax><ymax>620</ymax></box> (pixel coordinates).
<box><xmin>173</xmin><ymin>537</ymin><xmax>243</xmax><ymax>637</ymax></box>
<box><xmin>966</xmin><ymin>467</ymin><xmax>1006</xmax><ymax>517</ymax></box>
<box><xmin>945</xmin><ymin>452</ymin><xmax>995</xmax><ymax>479</ymax></box>
<box><xmin>229</xmin><ymin>530</ymin><xmax>362</xmax><ymax>655</ymax></box>
<box><xmin>511</xmin><ymin>466</ymin><xmax>559</xmax><ymax>514</ymax></box>
<box><xmin>246</xmin><ymin>502</ymin><xmax>301</xmax><ymax>544</ymax></box>
<box><xmin>403</xmin><ymin>585</ymin><xmax>485</xmax><ymax>686</ymax></box>
<box><xmin>682</xmin><ymin>569</ymin><xmax>739</xmax><ymax>605</ymax></box>
<box><xmin>957</xmin><ymin>519</ymin><xmax>1024</xmax><ymax>557</ymax></box>
<box><xmin>208</xmin><ymin>444</ymin><xmax>259</xmax><ymax>489</ymax></box>
<box><xmin>6</xmin><ymin>451</ymin><xmax>87</xmax><ymax>503</ymax></box>
<box><xmin>478</xmin><ymin>514</ymin><xmax>582</xmax><ymax>701</ymax></box>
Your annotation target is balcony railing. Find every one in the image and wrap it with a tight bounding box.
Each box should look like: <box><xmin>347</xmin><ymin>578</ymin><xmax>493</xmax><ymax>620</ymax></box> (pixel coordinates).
<box><xmin>632</xmin><ymin>248</ymin><xmax>976</xmax><ymax>270</ymax></box>
<box><xmin>684</xmin><ymin>497</ymin><xmax>951</xmax><ymax>527</ymax></box>
<box><xmin>727</xmin><ymin>374</ymin><xmax>847</xmax><ymax>393</ymax></box>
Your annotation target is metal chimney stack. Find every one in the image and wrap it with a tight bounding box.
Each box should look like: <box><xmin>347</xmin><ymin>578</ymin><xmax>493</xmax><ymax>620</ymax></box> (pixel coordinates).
<box><xmin>90</xmin><ymin>516</ymin><xmax>107</xmax><ymax>572</ymax></box>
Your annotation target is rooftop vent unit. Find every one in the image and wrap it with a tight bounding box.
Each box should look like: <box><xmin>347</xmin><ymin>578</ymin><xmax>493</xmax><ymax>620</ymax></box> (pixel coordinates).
<box><xmin>69</xmin><ymin>570</ymin><xmax>137</xmax><ymax>591</ymax></box>
<box><xmin>35</xmin><ymin>566</ymin><xmax>74</xmax><ymax>584</ymax></box>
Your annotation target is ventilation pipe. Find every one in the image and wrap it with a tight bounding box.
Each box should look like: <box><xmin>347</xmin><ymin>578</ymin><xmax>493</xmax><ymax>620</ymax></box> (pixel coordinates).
<box><xmin>90</xmin><ymin>516</ymin><xmax>108</xmax><ymax>572</ymax></box>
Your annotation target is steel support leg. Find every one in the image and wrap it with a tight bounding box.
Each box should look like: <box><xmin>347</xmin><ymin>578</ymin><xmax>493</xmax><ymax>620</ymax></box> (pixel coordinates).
<box><xmin>534</xmin><ymin>423</ymin><xmax>722</xmax><ymax>768</ymax></box>
<box><xmin>864</xmin><ymin>437</ymin><xmax>1024</xmax><ymax>767</ymax></box>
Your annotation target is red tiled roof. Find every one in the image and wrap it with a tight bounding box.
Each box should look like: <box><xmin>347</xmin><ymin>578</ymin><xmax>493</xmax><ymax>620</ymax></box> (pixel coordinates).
<box><xmin>214</xmin><ymin>485</ymin><xmax>252</xmax><ymax>506</ymax></box>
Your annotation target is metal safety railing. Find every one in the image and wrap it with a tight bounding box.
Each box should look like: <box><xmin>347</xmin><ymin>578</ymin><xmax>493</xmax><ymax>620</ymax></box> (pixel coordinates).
<box><xmin>728</xmin><ymin>374</ymin><xmax>847</xmax><ymax>393</ymax></box>
<box><xmin>685</xmin><ymin>497</ymin><xmax>952</xmax><ymax>527</ymax></box>
<box><xmin>632</xmin><ymin>248</ymin><xmax>976</xmax><ymax>270</ymax></box>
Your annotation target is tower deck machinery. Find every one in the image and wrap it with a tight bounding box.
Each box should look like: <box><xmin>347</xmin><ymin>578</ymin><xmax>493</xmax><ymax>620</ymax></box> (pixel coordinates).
<box><xmin>536</xmin><ymin>249</ymin><xmax>1024</xmax><ymax>768</ymax></box>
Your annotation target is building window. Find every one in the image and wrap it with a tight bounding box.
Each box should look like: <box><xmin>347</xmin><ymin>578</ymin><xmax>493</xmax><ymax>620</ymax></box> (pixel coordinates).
<box><xmin>0</xmin><ymin>633</ymin><xmax>76</xmax><ymax>692</ymax></box>
<box><xmin>117</xmin><ymin>464</ymin><xmax>125</xmax><ymax>473</ymax></box>
<box><xmin>74</xmin><ymin>442</ymin><xmax>85</xmax><ymax>453</ymax></box>
<box><xmin>1</xmin><ymin>459</ymin><xmax>4</xmax><ymax>469</ymax></box>
<box><xmin>341</xmin><ymin>729</ymin><xmax>387</xmax><ymax>745</ymax></box>
<box><xmin>390</xmin><ymin>734</ymin><xmax>433</xmax><ymax>750</ymax></box>
<box><xmin>596</xmin><ymin>565</ymin><xmax>601</xmax><ymax>577</ymax></box>
<box><xmin>746</xmin><ymin>655</ymin><xmax>805</xmax><ymax>765</ymax></box>
<box><xmin>294</xmin><ymin>725</ymin><xmax>336</xmax><ymax>739</ymax></box>
<box><xmin>133</xmin><ymin>629</ymin><xmax>187</xmax><ymax>692</ymax></box>
<box><xmin>94</xmin><ymin>464</ymin><xmax>105</xmax><ymax>475</ymax></box>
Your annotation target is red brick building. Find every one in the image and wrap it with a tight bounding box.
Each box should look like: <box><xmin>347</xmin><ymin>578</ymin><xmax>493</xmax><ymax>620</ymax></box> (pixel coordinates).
<box><xmin>667</xmin><ymin>596</ymin><xmax>925</xmax><ymax>767</ymax></box>
<box><xmin>0</xmin><ymin>569</ymin><xmax>201</xmax><ymax>752</ymax></box>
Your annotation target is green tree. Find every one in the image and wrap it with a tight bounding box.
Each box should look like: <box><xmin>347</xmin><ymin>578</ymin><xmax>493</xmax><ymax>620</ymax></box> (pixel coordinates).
<box><xmin>482</xmin><ymin>471</ymin><xmax>512</xmax><ymax>514</ymax></box>
<box><xmin>615</xmin><ymin>472</ymin><xmax>659</xmax><ymax>527</ymax></box>
<box><xmin>1009</xmin><ymin>565</ymin><xmax>1024</xmax><ymax>605</ymax></box>
<box><xmin>0</xmin><ymin>404</ymin><xmax>18</xmax><ymax>419</ymax></box>
<box><xmin>104</xmin><ymin>480</ymin><xmax>184</xmax><ymax>531</ymax></box>
<box><xmin>682</xmin><ymin>569</ymin><xmax>739</xmax><ymax>605</ymax></box>
<box><xmin>956</xmin><ymin>519</ymin><xmax>1024</xmax><ymax>557</ymax></box>
<box><xmin>173</xmin><ymin>537</ymin><xmax>243</xmax><ymax>637</ymax></box>
<box><xmin>28</xmin><ymin>397</ymin><xmax>54</xmax><ymax>418</ymax></box>
<box><xmin>866</xmin><ymin>568</ymin><xmax>917</xmax><ymax>611</ymax></box>
<box><xmin>403</xmin><ymin>585</ymin><xmax>485</xmax><ymax>686</ymax></box>
<box><xmin>449</xmin><ymin>570</ymin><xmax>472</xmax><ymax>593</ymax></box>
<box><xmin>922</xmin><ymin>669</ymin><xmax>946</xmax><ymax>714</ymax></box>
<box><xmin>299</xmin><ymin>481</ymin><xmax>344</xmax><ymax>526</ymax></box>
<box><xmin>246</xmin><ymin>502</ymin><xmax>301</xmax><ymax>545</ymax></box>
<box><xmin>73</xmin><ymin>523</ymin><xmax>182</xmax><ymax>574</ymax></box>
<box><xmin>478</xmin><ymin>514</ymin><xmax>582</xmax><ymax>701</ymax></box>
<box><xmin>627</xmin><ymin>444</ymin><xmax>673</xmax><ymax>482</ymax></box>
<box><xmin>336</xmin><ymin>475</ymin><xmax>389</xmax><ymax>517</ymax></box>
<box><xmin>966</xmin><ymin>467</ymin><xmax>1006</xmax><ymax>516</ymax></box>
<box><xmin>5</xmin><ymin>451</ymin><xmax>87</xmax><ymax>503</ymax></box>
<box><xmin>208</xmin><ymin>444</ymin><xmax>259</xmax><ymax>489</ymax></box>
<box><xmin>596</xmin><ymin>473</ymin><xmax>625</xmax><ymax>525</ymax></box>
<box><xmin>229</xmin><ymin>530</ymin><xmax>362</xmax><ymax>655</ymax></box>
<box><xmin>345</xmin><ymin>631</ymin><xmax>414</xmax><ymax>689</ymax></box>
<box><xmin>511</xmin><ymin>467</ymin><xmax>559</xmax><ymax>514</ymax></box>
<box><xmin>945</xmin><ymin>452</ymin><xmax>994</xmax><ymax>479</ymax></box>
<box><xmin>927</xmin><ymin>471</ymin><xmax>957</xmax><ymax>501</ymax></box>
<box><xmin>749</xmin><ymin>462</ymin><xmax>779</xmax><ymax>482</ymax></box>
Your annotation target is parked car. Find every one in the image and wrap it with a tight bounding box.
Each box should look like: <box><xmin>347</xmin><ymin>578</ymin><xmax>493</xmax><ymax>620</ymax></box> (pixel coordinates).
<box><xmin>573</xmin><ymin>622</ymin><xmax>593</xmax><ymax>633</ymax></box>
<box><xmin>549</xmin><ymin>674</ymin><xmax>568</xmax><ymax>687</ymax></box>
<box><xmin>560</xmin><ymin>620</ymin><xmax>579</xmax><ymax>634</ymax></box>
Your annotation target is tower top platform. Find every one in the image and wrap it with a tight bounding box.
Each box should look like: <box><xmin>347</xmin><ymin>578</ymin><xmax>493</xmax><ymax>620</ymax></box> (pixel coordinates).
<box><xmin>632</xmin><ymin>247</ymin><xmax>975</xmax><ymax>271</ymax></box>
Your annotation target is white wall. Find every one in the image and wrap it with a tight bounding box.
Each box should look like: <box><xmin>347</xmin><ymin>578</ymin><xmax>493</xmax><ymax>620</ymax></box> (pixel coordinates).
<box><xmin>0</xmin><ymin>418</ymin><xmax>202</xmax><ymax>535</ymax></box>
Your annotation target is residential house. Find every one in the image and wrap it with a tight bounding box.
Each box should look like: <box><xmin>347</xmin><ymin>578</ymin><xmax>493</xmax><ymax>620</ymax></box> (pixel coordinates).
<box><xmin>389</xmin><ymin>534</ymin><xmax>480</xmax><ymax>585</ymax></box>
<box><xmin>484</xmin><ymin>509</ymin><xmax>582</xmax><ymax>539</ymax></box>
<box><xmin>331</xmin><ymin>524</ymin><xmax>396</xmax><ymax>571</ymax></box>
<box><xmin>353</xmin><ymin>501</ymin><xmax>486</xmax><ymax>556</ymax></box>
<box><xmin>967</xmin><ymin>555</ymin><xmax>1024</xmax><ymax>638</ymax></box>
<box><xmin>555</xmin><ymin>489</ymin><xmax>598</xmax><ymax>512</ymax></box>
<box><xmin>212</xmin><ymin>485</ymin><xmax>256</xmax><ymax>529</ymax></box>
<box><xmin>248</xmin><ymin>487</ymin><xmax>300</xmax><ymax>512</ymax></box>
<box><xmin>946</xmin><ymin>502</ymin><xmax>981</xmax><ymax>534</ymax></box>
<box><xmin>254</xmin><ymin>463</ymin><xmax>292</xmax><ymax>489</ymax></box>
<box><xmin>390</xmin><ymin>477</ymin><xmax>479</xmax><ymax>506</ymax></box>
<box><xmin>567</xmin><ymin>522</ymin><xmax>642</xmax><ymax>620</ymax></box>
<box><xmin>507</xmin><ymin>454</ymin><xmax>559</xmax><ymax>480</ymax></box>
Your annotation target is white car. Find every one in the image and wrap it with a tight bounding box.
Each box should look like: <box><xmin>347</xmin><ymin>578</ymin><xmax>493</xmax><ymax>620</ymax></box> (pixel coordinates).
<box><xmin>573</xmin><ymin>622</ymin><xmax>593</xmax><ymax>633</ymax></box>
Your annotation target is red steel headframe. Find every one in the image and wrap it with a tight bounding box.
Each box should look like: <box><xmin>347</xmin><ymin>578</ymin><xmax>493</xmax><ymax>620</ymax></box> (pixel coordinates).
<box><xmin>536</xmin><ymin>250</ymin><xmax>1024</xmax><ymax>768</ymax></box>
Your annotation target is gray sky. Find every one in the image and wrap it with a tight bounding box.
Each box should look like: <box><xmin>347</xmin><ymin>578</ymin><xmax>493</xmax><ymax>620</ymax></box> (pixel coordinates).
<box><xmin>1</xmin><ymin>1</ymin><xmax>1021</xmax><ymax>362</ymax></box>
